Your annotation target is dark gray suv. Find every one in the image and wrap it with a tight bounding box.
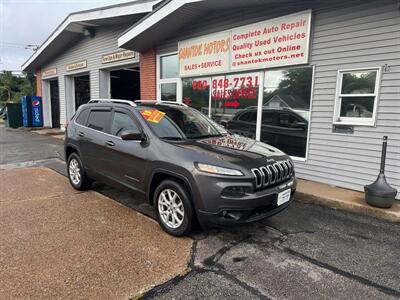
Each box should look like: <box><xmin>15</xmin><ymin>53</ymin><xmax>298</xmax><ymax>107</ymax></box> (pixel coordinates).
<box><xmin>65</xmin><ymin>99</ymin><xmax>297</xmax><ymax>236</ymax></box>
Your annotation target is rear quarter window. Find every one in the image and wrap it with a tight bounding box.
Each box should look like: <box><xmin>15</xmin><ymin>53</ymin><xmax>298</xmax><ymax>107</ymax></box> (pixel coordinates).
<box><xmin>75</xmin><ymin>108</ymin><xmax>90</xmax><ymax>125</ymax></box>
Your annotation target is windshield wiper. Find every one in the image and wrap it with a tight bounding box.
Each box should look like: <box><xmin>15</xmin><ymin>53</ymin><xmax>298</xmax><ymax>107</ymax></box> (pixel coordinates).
<box><xmin>161</xmin><ymin>136</ymin><xmax>185</xmax><ymax>141</ymax></box>
<box><xmin>191</xmin><ymin>134</ymin><xmax>223</xmax><ymax>139</ymax></box>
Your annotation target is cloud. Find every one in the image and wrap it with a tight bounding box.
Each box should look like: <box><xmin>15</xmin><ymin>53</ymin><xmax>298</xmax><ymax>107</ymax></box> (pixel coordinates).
<box><xmin>0</xmin><ymin>0</ymin><xmax>134</xmax><ymax>71</ymax></box>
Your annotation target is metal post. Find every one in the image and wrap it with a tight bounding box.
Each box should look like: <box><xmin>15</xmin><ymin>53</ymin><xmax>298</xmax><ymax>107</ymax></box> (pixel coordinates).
<box><xmin>380</xmin><ymin>136</ymin><xmax>388</xmax><ymax>173</ymax></box>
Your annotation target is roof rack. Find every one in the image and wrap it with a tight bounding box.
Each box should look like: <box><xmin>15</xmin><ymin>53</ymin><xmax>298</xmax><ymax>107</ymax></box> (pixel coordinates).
<box><xmin>134</xmin><ymin>100</ymin><xmax>188</xmax><ymax>107</ymax></box>
<box><xmin>88</xmin><ymin>99</ymin><xmax>137</xmax><ymax>107</ymax></box>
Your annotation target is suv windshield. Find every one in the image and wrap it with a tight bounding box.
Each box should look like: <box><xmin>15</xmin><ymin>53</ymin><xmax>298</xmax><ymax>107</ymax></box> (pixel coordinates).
<box><xmin>137</xmin><ymin>104</ymin><xmax>226</xmax><ymax>140</ymax></box>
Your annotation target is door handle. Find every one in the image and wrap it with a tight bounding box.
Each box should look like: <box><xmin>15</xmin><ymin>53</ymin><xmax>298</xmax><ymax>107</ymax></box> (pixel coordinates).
<box><xmin>105</xmin><ymin>140</ymin><xmax>115</xmax><ymax>147</ymax></box>
<box><xmin>78</xmin><ymin>131</ymin><xmax>85</xmax><ymax>137</ymax></box>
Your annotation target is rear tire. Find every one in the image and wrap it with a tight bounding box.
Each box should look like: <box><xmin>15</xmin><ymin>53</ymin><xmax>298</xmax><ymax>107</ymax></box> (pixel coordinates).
<box><xmin>67</xmin><ymin>153</ymin><xmax>91</xmax><ymax>191</ymax></box>
<box><xmin>154</xmin><ymin>179</ymin><xmax>194</xmax><ymax>236</ymax></box>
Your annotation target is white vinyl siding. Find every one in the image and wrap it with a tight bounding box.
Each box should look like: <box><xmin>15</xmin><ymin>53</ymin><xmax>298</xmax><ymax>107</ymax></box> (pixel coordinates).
<box><xmin>40</xmin><ymin>24</ymin><xmax>140</xmax><ymax>126</ymax></box>
<box><xmin>295</xmin><ymin>0</ymin><xmax>400</xmax><ymax>198</ymax></box>
<box><xmin>157</xmin><ymin>0</ymin><xmax>400</xmax><ymax>198</ymax></box>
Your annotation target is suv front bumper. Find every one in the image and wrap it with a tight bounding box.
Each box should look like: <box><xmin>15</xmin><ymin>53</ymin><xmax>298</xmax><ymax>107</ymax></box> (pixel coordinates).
<box><xmin>193</xmin><ymin>174</ymin><xmax>297</xmax><ymax>227</ymax></box>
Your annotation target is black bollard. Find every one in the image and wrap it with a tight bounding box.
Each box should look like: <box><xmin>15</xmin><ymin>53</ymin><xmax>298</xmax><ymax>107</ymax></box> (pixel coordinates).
<box><xmin>364</xmin><ymin>136</ymin><xmax>397</xmax><ymax>208</ymax></box>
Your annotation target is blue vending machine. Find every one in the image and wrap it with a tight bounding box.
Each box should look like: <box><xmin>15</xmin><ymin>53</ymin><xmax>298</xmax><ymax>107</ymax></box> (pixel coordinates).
<box><xmin>21</xmin><ymin>96</ymin><xmax>43</xmax><ymax>127</ymax></box>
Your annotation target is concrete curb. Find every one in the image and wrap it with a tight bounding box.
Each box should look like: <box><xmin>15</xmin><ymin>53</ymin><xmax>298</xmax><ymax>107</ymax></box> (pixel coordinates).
<box><xmin>295</xmin><ymin>180</ymin><xmax>400</xmax><ymax>223</ymax></box>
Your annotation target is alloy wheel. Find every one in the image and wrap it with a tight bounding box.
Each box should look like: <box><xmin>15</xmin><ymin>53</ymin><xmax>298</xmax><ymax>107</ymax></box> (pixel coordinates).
<box><xmin>69</xmin><ymin>158</ymin><xmax>81</xmax><ymax>185</ymax></box>
<box><xmin>158</xmin><ymin>189</ymin><xmax>185</xmax><ymax>229</ymax></box>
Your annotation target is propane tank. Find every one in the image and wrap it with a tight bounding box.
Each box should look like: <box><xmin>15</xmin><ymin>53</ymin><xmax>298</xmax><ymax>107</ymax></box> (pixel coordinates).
<box><xmin>364</xmin><ymin>136</ymin><xmax>397</xmax><ymax>208</ymax></box>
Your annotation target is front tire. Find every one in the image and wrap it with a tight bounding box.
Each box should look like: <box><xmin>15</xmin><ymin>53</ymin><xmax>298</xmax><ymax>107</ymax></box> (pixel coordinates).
<box><xmin>154</xmin><ymin>179</ymin><xmax>194</xmax><ymax>236</ymax></box>
<box><xmin>67</xmin><ymin>153</ymin><xmax>91</xmax><ymax>191</ymax></box>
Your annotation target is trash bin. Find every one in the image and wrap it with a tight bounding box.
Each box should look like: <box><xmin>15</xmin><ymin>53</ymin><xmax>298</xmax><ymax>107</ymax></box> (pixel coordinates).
<box><xmin>4</xmin><ymin>103</ymin><xmax>23</xmax><ymax>128</ymax></box>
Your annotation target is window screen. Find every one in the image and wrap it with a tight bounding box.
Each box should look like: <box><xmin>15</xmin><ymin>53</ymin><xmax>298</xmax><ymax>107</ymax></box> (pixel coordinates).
<box><xmin>87</xmin><ymin>110</ymin><xmax>109</xmax><ymax>132</ymax></box>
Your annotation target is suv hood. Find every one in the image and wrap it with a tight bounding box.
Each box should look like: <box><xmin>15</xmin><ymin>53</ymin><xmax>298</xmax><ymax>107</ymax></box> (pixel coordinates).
<box><xmin>176</xmin><ymin>134</ymin><xmax>286</xmax><ymax>166</ymax></box>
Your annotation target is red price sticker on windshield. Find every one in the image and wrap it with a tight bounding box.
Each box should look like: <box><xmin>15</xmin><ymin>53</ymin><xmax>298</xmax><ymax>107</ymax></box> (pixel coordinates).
<box><xmin>140</xmin><ymin>109</ymin><xmax>165</xmax><ymax>123</ymax></box>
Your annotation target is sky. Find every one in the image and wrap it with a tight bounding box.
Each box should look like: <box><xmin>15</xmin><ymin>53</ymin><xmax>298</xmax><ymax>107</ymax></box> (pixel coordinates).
<box><xmin>0</xmin><ymin>0</ymin><xmax>134</xmax><ymax>72</ymax></box>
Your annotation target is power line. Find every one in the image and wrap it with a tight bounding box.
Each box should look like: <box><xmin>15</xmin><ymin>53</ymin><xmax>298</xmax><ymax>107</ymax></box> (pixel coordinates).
<box><xmin>2</xmin><ymin>42</ymin><xmax>40</xmax><ymax>50</ymax></box>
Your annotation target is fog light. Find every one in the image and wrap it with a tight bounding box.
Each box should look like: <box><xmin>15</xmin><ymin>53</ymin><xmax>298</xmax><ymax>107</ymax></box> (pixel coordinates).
<box><xmin>222</xmin><ymin>186</ymin><xmax>250</xmax><ymax>198</ymax></box>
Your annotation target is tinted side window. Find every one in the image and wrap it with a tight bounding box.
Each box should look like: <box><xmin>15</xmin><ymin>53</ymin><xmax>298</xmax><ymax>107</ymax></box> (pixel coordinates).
<box><xmin>262</xmin><ymin>112</ymin><xmax>275</xmax><ymax>125</ymax></box>
<box><xmin>75</xmin><ymin>108</ymin><xmax>89</xmax><ymax>125</ymax></box>
<box><xmin>278</xmin><ymin>113</ymin><xmax>299</xmax><ymax>127</ymax></box>
<box><xmin>111</xmin><ymin>111</ymin><xmax>139</xmax><ymax>137</ymax></box>
<box><xmin>238</xmin><ymin>111</ymin><xmax>257</xmax><ymax>122</ymax></box>
<box><xmin>87</xmin><ymin>110</ymin><xmax>109</xmax><ymax>132</ymax></box>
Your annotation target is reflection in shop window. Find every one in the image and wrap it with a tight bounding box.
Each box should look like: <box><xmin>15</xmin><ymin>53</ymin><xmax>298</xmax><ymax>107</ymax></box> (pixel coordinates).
<box><xmin>211</xmin><ymin>72</ymin><xmax>260</xmax><ymax>139</ymax></box>
<box><xmin>161</xmin><ymin>83</ymin><xmax>177</xmax><ymax>101</ymax></box>
<box><xmin>182</xmin><ymin>78</ymin><xmax>210</xmax><ymax>115</ymax></box>
<box><xmin>160</xmin><ymin>54</ymin><xmax>179</xmax><ymax>79</ymax></box>
<box><xmin>260</xmin><ymin>67</ymin><xmax>313</xmax><ymax>158</ymax></box>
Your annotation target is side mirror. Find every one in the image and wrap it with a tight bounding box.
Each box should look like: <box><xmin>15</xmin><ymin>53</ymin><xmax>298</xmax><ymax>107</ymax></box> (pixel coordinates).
<box><xmin>220</xmin><ymin>120</ymin><xmax>228</xmax><ymax>127</ymax></box>
<box><xmin>121</xmin><ymin>129</ymin><xmax>145</xmax><ymax>141</ymax></box>
<box><xmin>296</xmin><ymin>122</ymin><xmax>307</xmax><ymax>129</ymax></box>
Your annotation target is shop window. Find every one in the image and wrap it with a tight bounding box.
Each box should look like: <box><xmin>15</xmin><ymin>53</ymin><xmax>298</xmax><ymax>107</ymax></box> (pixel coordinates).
<box><xmin>160</xmin><ymin>54</ymin><xmax>179</xmax><ymax>79</ymax></box>
<box><xmin>158</xmin><ymin>53</ymin><xmax>180</xmax><ymax>102</ymax></box>
<box><xmin>334</xmin><ymin>68</ymin><xmax>381</xmax><ymax>126</ymax></box>
<box><xmin>262</xmin><ymin>67</ymin><xmax>313</xmax><ymax>158</ymax></box>
<box><xmin>210</xmin><ymin>72</ymin><xmax>260</xmax><ymax>124</ymax></box>
<box><xmin>182</xmin><ymin>78</ymin><xmax>210</xmax><ymax>115</ymax></box>
<box><xmin>161</xmin><ymin>82</ymin><xmax>177</xmax><ymax>101</ymax></box>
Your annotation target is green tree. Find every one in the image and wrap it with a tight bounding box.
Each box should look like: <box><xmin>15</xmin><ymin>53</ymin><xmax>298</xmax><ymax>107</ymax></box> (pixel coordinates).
<box><xmin>263</xmin><ymin>67</ymin><xmax>313</xmax><ymax>106</ymax></box>
<box><xmin>0</xmin><ymin>71</ymin><xmax>36</xmax><ymax>104</ymax></box>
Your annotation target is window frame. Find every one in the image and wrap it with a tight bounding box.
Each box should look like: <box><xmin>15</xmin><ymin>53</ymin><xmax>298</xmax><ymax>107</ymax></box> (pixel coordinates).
<box><xmin>156</xmin><ymin>52</ymin><xmax>182</xmax><ymax>102</ymax></box>
<box><xmin>333</xmin><ymin>67</ymin><xmax>382</xmax><ymax>127</ymax></box>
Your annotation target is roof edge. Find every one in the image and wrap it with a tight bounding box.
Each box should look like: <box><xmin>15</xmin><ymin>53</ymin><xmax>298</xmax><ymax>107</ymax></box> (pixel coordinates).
<box><xmin>117</xmin><ymin>0</ymin><xmax>204</xmax><ymax>49</ymax></box>
<box><xmin>22</xmin><ymin>0</ymin><xmax>161</xmax><ymax>72</ymax></box>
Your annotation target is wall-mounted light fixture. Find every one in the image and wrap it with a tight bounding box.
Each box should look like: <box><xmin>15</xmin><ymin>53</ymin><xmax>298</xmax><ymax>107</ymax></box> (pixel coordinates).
<box><xmin>83</xmin><ymin>27</ymin><xmax>96</xmax><ymax>38</ymax></box>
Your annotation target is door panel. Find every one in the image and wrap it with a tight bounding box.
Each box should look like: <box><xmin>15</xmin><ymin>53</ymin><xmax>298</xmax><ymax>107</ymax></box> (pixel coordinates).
<box><xmin>79</xmin><ymin>108</ymin><xmax>111</xmax><ymax>175</ymax></box>
<box><xmin>103</xmin><ymin>109</ymin><xmax>148</xmax><ymax>193</ymax></box>
<box><xmin>103</xmin><ymin>136</ymin><xmax>148</xmax><ymax>194</ymax></box>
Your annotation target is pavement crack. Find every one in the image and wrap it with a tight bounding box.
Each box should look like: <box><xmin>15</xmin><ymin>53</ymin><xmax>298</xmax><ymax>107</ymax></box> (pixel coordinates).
<box><xmin>282</xmin><ymin>247</ymin><xmax>400</xmax><ymax>298</ymax></box>
<box><xmin>206</xmin><ymin>269</ymin><xmax>271</xmax><ymax>300</ymax></box>
<box><xmin>202</xmin><ymin>235</ymin><xmax>252</xmax><ymax>269</ymax></box>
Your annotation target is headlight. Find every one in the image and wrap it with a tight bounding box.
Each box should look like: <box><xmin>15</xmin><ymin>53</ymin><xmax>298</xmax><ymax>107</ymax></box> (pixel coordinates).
<box><xmin>195</xmin><ymin>163</ymin><xmax>243</xmax><ymax>176</ymax></box>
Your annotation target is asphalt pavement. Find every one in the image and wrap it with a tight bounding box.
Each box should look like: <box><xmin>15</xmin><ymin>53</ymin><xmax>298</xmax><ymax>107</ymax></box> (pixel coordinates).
<box><xmin>1</xmin><ymin>124</ymin><xmax>399</xmax><ymax>299</ymax></box>
<box><xmin>0</xmin><ymin>167</ymin><xmax>192</xmax><ymax>299</ymax></box>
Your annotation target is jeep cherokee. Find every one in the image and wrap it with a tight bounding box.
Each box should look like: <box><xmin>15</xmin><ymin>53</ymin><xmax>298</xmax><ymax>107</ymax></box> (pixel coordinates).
<box><xmin>65</xmin><ymin>99</ymin><xmax>297</xmax><ymax>236</ymax></box>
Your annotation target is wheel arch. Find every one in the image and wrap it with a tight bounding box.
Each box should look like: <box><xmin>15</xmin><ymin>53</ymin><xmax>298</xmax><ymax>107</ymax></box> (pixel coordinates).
<box><xmin>65</xmin><ymin>144</ymin><xmax>81</xmax><ymax>161</ymax></box>
<box><xmin>147</xmin><ymin>169</ymin><xmax>196</xmax><ymax>207</ymax></box>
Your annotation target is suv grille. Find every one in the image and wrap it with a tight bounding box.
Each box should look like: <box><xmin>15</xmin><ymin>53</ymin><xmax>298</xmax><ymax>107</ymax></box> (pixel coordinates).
<box><xmin>251</xmin><ymin>159</ymin><xmax>294</xmax><ymax>189</ymax></box>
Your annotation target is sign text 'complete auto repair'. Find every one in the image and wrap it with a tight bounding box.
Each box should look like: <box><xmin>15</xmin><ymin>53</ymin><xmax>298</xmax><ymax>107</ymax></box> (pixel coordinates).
<box><xmin>178</xmin><ymin>10</ymin><xmax>311</xmax><ymax>77</ymax></box>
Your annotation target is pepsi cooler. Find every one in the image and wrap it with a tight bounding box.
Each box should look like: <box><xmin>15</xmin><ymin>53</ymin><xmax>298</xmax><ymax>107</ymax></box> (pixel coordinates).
<box><xmin>21</xmin><ymin>96</ymin><xmax>43</xmax><ymax>127</ymax></box>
